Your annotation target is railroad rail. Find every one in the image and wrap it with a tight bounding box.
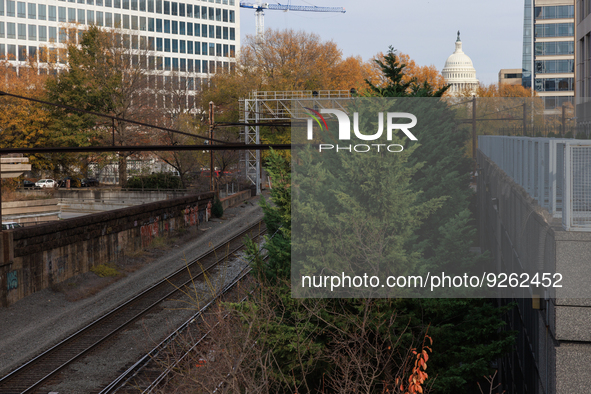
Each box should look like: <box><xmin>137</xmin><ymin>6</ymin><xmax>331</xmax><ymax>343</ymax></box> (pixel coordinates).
<box><xmin>0</xmin><ymin>220</ymin><xmax>266</xmax><ymax>394</ymax></box>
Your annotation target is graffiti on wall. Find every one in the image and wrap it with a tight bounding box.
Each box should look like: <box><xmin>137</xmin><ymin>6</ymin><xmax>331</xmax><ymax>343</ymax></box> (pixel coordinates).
<box><xmin>140</xmin><ymin>216</ymin><xmax>160</xmax><ymax>248</ymax></box>
<box><xmin>7</xmin><ymin>270</ymin><xmax>17</xmax><ymax>291</ymax></box>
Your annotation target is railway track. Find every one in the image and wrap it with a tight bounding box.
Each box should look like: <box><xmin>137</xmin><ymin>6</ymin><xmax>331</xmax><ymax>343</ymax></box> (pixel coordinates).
<box><xmin>0</xmin><ymin>220</ymin><xmax>266</xmax><ymax>394</ymax></box>
<box><xmin>99</xmin><ymin>258</ymin><xmax>261</xmax><ymax>394</ymax></box>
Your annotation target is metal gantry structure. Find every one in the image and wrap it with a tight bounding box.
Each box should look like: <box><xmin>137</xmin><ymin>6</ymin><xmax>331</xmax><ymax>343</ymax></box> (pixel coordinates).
<box><xmin>239</xmin><ymin>1</ymin><xmax>346</xmax><ymax>40</ymax></box>
<box><xmin>239</xmin><ymin>90</ymin><xmax>353</xmax><ymax>194</ymax></box>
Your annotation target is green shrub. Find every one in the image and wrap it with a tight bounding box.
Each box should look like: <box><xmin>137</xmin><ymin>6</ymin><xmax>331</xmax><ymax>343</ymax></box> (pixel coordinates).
<box><xmin>126</xmin><ymin>173</ymin><xmax>183</xmax><ymax>189</ymax></box>
<box><xmin>90</xmin><ymin>264</ymin><xmax>120</xmax><ymax>277</ymax></box>
<box><xmin>212</xmin><ymin>198</ymin><xmax>224</xmax><ymax>218</ymax></box>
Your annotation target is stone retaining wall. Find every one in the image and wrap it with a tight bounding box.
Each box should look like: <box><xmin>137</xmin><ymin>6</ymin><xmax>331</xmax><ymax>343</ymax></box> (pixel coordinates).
<box><xmin>0</xmin><ymin>192</ymin><xmax>214</xmax><ymax>307</ymax></box>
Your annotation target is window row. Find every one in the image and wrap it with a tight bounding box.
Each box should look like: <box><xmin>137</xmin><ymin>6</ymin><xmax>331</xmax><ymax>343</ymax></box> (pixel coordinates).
<box><xmin>534</xmin><ymin>23</ymin><xmax>574</xmax><ymax>37</ymax></box>
<box><xmin>535</xmin><ymin>41</ymin><xmax>574</xmax><ymax>56</ymax></box>
<box><xmin>0</xmin><ymin>0</ymin><xmax>236</xmax><ymax>22</ymax></box>
<box><xmin>534</xmin><ymin>59</ymin><xmax>574</xmax><ymax>74</ymax></box>
<box><xmin>0</xmin><ymin>43</ymin><xmax>232</xmax><ymax>75</ymax></box>
<box><xmin>534</xmin><ymin>77</ymin><xmax>574</xmax><ymax>92</ymax></box>
<box><xmin>0</xmin><ymin>22</ymin><xmax>235</xmax><ymax>42</ymax></box>
<box><xmin>154</xmin><ymin>38</ymin><xmax>235</xmax><ymax>57</ymax></box>
<box><xmin>534</xmin><ymin>5</ymin><xmax>574</xmax><ymax>20</ymax></box>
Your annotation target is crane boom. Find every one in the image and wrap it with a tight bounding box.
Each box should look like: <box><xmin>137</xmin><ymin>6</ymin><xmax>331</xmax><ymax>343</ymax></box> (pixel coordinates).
<box><xmin>240</xmin><ymin>2</ymin><xmax>345</xmax><ymax>13</ymax></box>
<box><xmin>240</xmin><ymin>2</ymin><xmax>346</xmax><ymax>41</ymax></box>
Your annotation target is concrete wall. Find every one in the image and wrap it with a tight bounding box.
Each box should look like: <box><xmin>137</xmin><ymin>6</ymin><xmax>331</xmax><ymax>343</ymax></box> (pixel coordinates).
<box><xmin>219</xmin><ymin>190</ymin><xmax>252</xmax><ymax>211</ymax></box>
<box><xmin>1</xmin><ymin>199</ymin><xmax>61</xmax><ymax>224</ymax></box>
<box><xmin>478</xmin><ymin>150</ymin><xmax>591</xmax><ymax>394</ymax></box>
<box><xmin>0</xmin><ymin>192</ymin><xmax>214</xmax><ymax>307</ymax></box>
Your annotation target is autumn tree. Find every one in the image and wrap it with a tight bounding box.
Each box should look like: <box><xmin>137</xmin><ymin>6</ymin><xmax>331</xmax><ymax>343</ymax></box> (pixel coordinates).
<box><xmin>0</xmin><ymin>60</ymin><xmax>54</xmax><ymax>172</ymax></box>
<box><xmin>45</xmin><ymin>25</ymin><xmax>153</xmax><ymax>185</ymax></box>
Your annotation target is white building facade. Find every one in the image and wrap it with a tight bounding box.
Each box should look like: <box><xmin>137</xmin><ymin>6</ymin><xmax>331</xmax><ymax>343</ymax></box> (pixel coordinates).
<box><xmin>442</xmin><ymin>31</ymin><xmax>479</xmax><ymax>96</ymax></box>
<box><xmin>0</xmin><ymin>0</ymin><xmax>240</xmax><ymax>89</ymax></box>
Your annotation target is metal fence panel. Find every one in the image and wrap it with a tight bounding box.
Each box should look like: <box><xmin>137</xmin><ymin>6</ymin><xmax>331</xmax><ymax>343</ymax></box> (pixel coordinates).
<box><xmin>479</xmin><ymin>136</ymin><xmax>591</xmax><ymax>231</ymax></box>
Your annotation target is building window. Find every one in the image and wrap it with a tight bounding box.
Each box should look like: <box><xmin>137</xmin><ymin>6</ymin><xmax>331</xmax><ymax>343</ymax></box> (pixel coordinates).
<box><xmin>172</xmin><ymin>20</ymin><xmax>177</xmax><ymax>33</ymax></box>
<box><xmin>187</xmin><ymin>40</ymin><xmax>193</xmax><ymax>53</ymax></box>
<box><xmin>209</xmin><ymin>25</ymin><xmax>213</xmax><ymax>38</ymax></box>
<box><xmin>201</xmin><ymin>6</ymin><xmax>206</xmax><ymax>18</ymax></box>
<box><xmin>68</xmin><ymin>7</ymin><xmax>75</xmax><ymax>22</ymax></box>
<box><xmin>7</xmin><ymin>0</ymin><xmax>14</xmax><ymax>17</ymax></box>
<box><xmin>0</xmin><ymin>0</ymin><xmax>3</xmax><ymax>16</ymax></box>
<box><xmin>165</xmin><ymin>56</ymin><xmax>171</xmax><ymax>70</ymax></box>
<box><xmin>87</xmin><ymin>10</ymin><xmax>94</xmax><ymax>24</ymax></box>
<box><xmin>96</xmin><ymin>11</ymin><xmax>103</xmax><ymax>25</ymax></box>
<box><xmin>535</xmin><ymin>59</ymin><xmax>574</xmax><ymax>73</ymax></box>
<box><xmin>140</xmin><ymin>0</ymin><xmax>145</xmax><ymax>11</ymax></box>
<box><xmin>187</xmin><ymin>59</ymin><xmax>193</xmax><ymax>72</ymax></box>
<box><xmin>78</xmin><ymin>8</ymin><xmax>85</xmax><ymax>23</ymax></box>
<box><xmin>39</xmin><ymin>25</ymin><xmax>46</xmax><ymax>40</ymax></box>
<box><xmin>223</xmin><ymin>26</ymin><xmax>227</xmax><ymax>39</ymax></box>
<box><xmin>535</xmin><ymin>23</ymin><xmax>574</xmax><ymax>38</ymax></box>
<box><xmin>179</xmin><ymin>39</ymin><xmax>185</xmax><ymax>53</ymax></box>
<box><xmin>148</xmin><ymin>0</ymin><xmax>153</xmax><ymax>12</ymax></box>
<box><xmin>187</xmin><ymin>22</ymin><xmax>192</xmax><ymax>36</ymax></box>
<box><xmin>209</xmin><ymin>42</ymin><xmax>215</xmax><ymax>56</ymax></box>
<box><xmin>156</xmin><ymin>0</ymin><xmax>162</xmax><ymax>13</ymax></box>
<box><xmin>223</xmin><ymin>9</ymin><xmax>227</xmax><ymax>22</ymax></box>
<box><xmin>187</xmin><ymin>4</ymin><xmax>192</xmax><ymax>17</ymax></box>
<box><xmin>202</xmin><ymin>41</ymin><xmax>207</xmax><ymax>55</ymax></box>
<box><xmin>179</xmin><ymin>3</ymin><xmax>184</xmax><ymax>16</ymax></box>
<box><xmin>201</xmin><ymin>23</ymin><xmax>207</xmax><ymax>37</ymax></box>
<box><xmin>132</xmin><ymin>15</ymin><xmax>138</xmax><ymax>29</ymax></box>
<box><xmin>180</xmin><ymin>21</ymin><xmax>185</xmax><ymax>34</ymax></box>
<box><xmin>164</xmin><ymin>19</ymin><xmax>170</xmax><ymax>33</ymax></box>
<box><xmin>172</xmin><ymin>38</ymin><xmax>178</xmax><ymax>52</ymax></box>
<box><xmin>18</xmin><ymin>45</ymin><xmax>26</xmax><ymax>60</ymax></box>
<box><xmin>223</xmin><ymin>44</ymin><xmax>228</xmax><ymax>57</ymax></box>
<box><xmin>17</xmin><ymin>1</ymin><xmax>25</xmax><ymax>17</ymax></box>
<box><xmin>156</xmin><ymin>37</ymin><xmax>162</xmax><ymax>50</ymax></box>
<box><xmin>164</xmin><ymin>37</ymin><xmax>170</xmax><ymax>51</ymax></box>
<box><xmin>534</xmin><ymin>5</ymin><xmax>574</xmax><ymax>19</ymax></box>
<box><xmin>156</xmin><ymin>18</ymin><xmax>162</xmax><ymax>32</ymax></box>
<box><xmin>28</xmin><ymin>2</ymin><xmax>35</xmax><ymax>18</ymax></box>
<box><xmin>216</xmin><ymin>25</ymin><xmax>221</xmax><ymax>38</ymax></box>
<box><xmin>229</xmin><ymin>44</ymin><xmax>234</xmax><ymax>57</ymax></box>
<box><xmin>229</xmin><ymin>27</ymin><xmax>234</xmax><ymax>40</ymax></box>
<box><xmin>48</xmin><ymin>26</ymin><xmax>56</xmax><ymax>42</ymax></box>
<box><xmin>180</xmin><ymin>58</ymin><xmax>185</xmax><ymax>71</ymax></box>
<box><xmin>208</xmin><ymin>6</ymin><xmax>213</xmax><ymax>20</ymax></box>
<box><xmin>215</xmin><ymin>8</ymin><xmax>220</xmax><ymax>21</ymax></box>
<box><xmin>48</xmin><ymin>5</ymin><xmax>56</xmax><ymax>20</ymax></box>
<box><xmin>163</xmin><ymin>0</ymin><xmax>169</xmax><ymax>14</ymax></box>
<box><xmin>215</xmin><ymin>43</ymin><xmax>221</xmax><ymax>56</ymax></box>
<box><xmin>229</xmin><ymin>10</ymin><xmax>234</xmax><ymax>22</ymax></box>
<box><xmin>171</xmin><ymin>1</ymin><xmax>176</xmax><ymax>15</ymax></box>
<box><xmin>28</xmin><ymin>23</ymin><xmax>35</xmax><ymax>39</ymax></box>
<box><xmin>18</xmin><ymin>23</ymin><xmax>26</xmax><ymax>39</ymax></box>
<box><xmin>172</xmin><ymin>57</ymin><xmax>178</xmax><ymax>70</ymax></box>
<box><xmin>132</xmin><ymin>0</ymin><xmax>138</xmax><ymax>10</ymax></box>
<box><xmin>114</xmin><ymin>13</ymin><xmax>121</xmax><ymax>27</ymax></box>
<box><xmin>202</xmin><ymin>59</ymin><xmax>207</xmax><ymax>73</ymax></box>
<box><xmin>148</xmin><ymin>17</ymin><xmax>154</xmax><ymax>31</ymax></box>
<box><xmin>105</xmin><ymin>12</ymin><xmax>112</xmax><ymax>26</ymax></box>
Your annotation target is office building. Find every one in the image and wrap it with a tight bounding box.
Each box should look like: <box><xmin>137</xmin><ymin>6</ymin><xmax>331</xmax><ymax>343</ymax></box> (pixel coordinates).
<box><xmin>0</xmin><ymin>0</ymin><xmax>240</xmax><ymax>90</ymax></box>
<box><xmin>523</xmin><ymin>0</ymin><xmax>574</xmax><ymax>114</ymax></box>
<box><xmin>499</xmin><ymin>68</ymin><xmax>523</xmax><ymax>86</ymax></box>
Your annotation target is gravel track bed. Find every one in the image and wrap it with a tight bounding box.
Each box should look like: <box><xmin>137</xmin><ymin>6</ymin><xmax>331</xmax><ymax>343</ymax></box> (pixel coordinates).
<box><xmin>0</xmin><ymin>196</ymin><xmax>264</xmax><ymax>387</ymax></box>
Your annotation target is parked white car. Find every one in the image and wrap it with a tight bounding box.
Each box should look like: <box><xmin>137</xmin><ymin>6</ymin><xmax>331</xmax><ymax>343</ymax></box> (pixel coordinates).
<box><xmin>35</xmin><ymin>179</ymin><xmax>56</xmax><ymax>188</ymax></box>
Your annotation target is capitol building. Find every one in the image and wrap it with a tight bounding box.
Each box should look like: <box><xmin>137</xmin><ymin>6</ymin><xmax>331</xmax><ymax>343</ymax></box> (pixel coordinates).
<box><xmin>442</xmin><ymin>32</ymin><xmax>479</xmax><ymax>95</ymax></box>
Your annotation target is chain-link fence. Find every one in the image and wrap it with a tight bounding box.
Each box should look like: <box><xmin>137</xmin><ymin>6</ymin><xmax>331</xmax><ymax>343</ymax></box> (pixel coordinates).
<box><xmin>479</xmin><ymin>135</ymin><xmax>591</xmax><ymax>231</ymax></box>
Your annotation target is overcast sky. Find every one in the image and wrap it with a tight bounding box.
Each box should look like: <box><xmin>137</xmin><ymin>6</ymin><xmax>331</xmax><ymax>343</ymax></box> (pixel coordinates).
<box><xmin>239</xmin><ymin>0</ymin><xmax>525</xmax><ymax>85</ymax></box>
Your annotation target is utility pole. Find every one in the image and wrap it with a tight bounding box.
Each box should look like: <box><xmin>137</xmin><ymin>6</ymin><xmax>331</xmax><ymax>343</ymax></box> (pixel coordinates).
<box><xmin>562</xmin><ymin>104</ymin><xmax>566</xmax><ymax>137</ymax></box>
<box><xmin>523</xmin><ymin>103</ymin><xmax>527</xmax><ymax>136</ymax></box>
<box><xmin>209</xmin><ymin>101</ymin><xmax>214</xmax><ymax>192</ymax></box>
<box><xmin>472</xmin><ymin>96</ymin><xmax>477</xmax><ymax>162</ymax></box>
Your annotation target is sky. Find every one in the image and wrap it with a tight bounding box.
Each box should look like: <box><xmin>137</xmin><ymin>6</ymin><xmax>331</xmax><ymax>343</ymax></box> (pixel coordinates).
<box><xmin>238</xmin><ymin>0</ymin><xmax>525</xmax><ymax>85</ymax></box>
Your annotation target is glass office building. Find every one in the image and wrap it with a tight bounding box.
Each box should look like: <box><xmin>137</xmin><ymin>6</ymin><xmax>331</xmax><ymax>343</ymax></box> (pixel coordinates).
<box><xmin>523</xmin><ymin>0</ymin><xmax>575</xmax><ymax>113</ymax></box>
<box><xmin>0</xmin><ymin>0</ymin><xmax>239</xmax><ymax>94</ymax></box>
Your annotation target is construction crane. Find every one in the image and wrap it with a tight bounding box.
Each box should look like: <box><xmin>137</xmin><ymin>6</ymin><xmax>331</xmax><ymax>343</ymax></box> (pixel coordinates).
<box><xmin>240</xmin><ymin>1</ymin><xmax>346</xmax><ymax>41</ymax></box>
